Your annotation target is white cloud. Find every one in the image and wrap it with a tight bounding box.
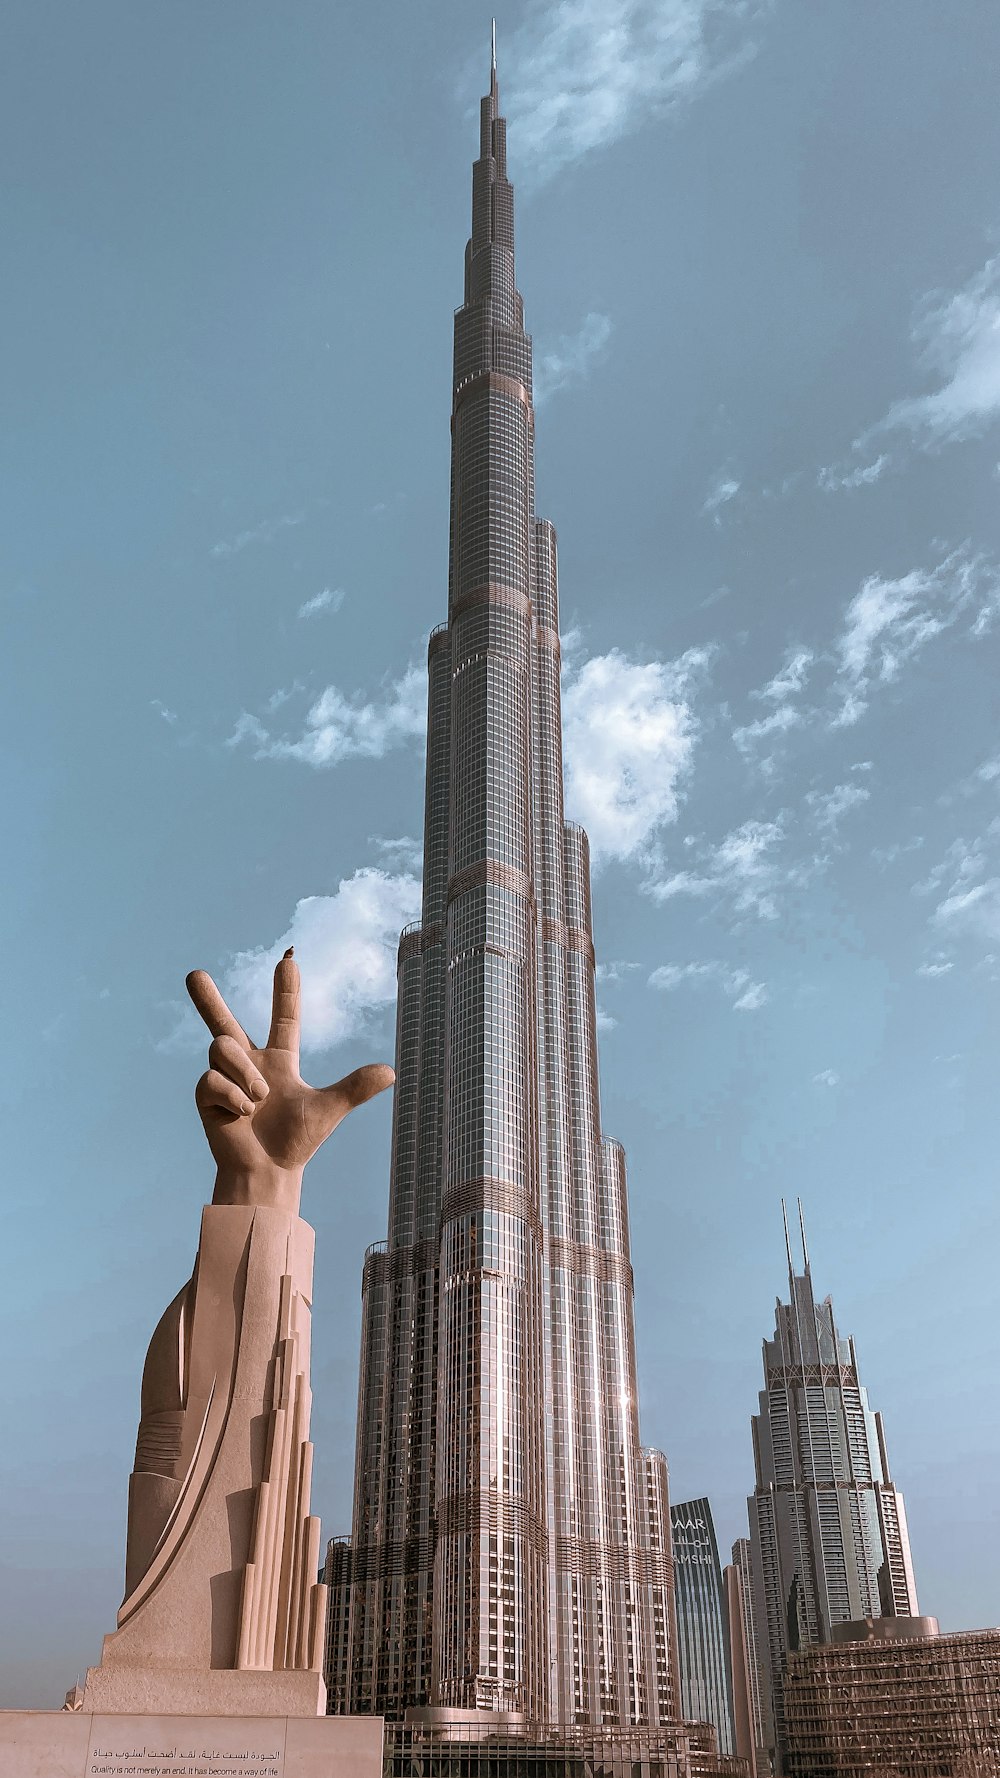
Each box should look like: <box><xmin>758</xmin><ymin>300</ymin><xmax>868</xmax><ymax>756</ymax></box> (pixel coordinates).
<box><xmin>504</xmin><ymin>0</ymin><xmax>767</xmax><ymax>186</ymax></box>
<box><xmin>369</xmin><ymin>834</ymin><xmax>423</xmax><ymax>872</ymax></box>
<box><xmin>732</xmin><ymin>700</ymin><xmax>803</xmax><ymax>758</ymax></box>
<box><xmin>805</xmin><ymin>780</ymin><xmax>871</xmax><ymax>835</ymax></box>
<box><xmin>817</xmin><ymin>454</ymin><xmax>889</xmax><ymax>492</ymax></box>
<box><xmin>872</xmin><ymin>254</ymin><xmax>1000</xmax><ymax>446</ymax></box>
<box><xmin>596</xmin><ymin>958</ymin><xmax>641</xmax><ymax>985</ymax></box>
<box><xmin>649</xmin><ymin>815</ymin><xmax>798</xmax><ymax>919</ymax></box>
<box><xmin>733</xmin><ymin>648</ymin><xmax>813</xmax><ymax>762</ymax></box>
<box><xmin>871</xmin><ymin>835</ymin><xmax>924</xmax><ymax>869</ymax></box>
<box><xmin>830</xmin><ymin>551</ymin><xmax>987</xmax><ymax>727</ymax></box>
<box><xmin>812</xmin><ymin>1069</ymin><xmax>839</xmax><ymax>1087</ymax></box>
<box><xmin>917</xmin><ymin>958</ymin><xmax>954</xmax><ymax>978</ymax></box>
<box><xmin>534</xmin><ymin>311</ymin><xmax>613</xmax><ymax>405</ymax></box>
<box><xmin>933</xmin><ymin>878</ymin><xmax>1000</xmax><ymax>944</ymax></box>
<box><xmin>222</xmin><ymin>869</ymin><xmax>421</xmax><ymax>1055</ymax></box>
<box><xmin>914</xmin><ymin>833</ymin><xmax>989</xmax><ymax>900</ymax></box>
<box><xmin>649</xmin><ymin>958</ymin><xmax>768</xmax><ymax>1010</ymax></box>
<box><xmin>210</xmin><ymin>511</ymin><xmax>305</xmax><ymax>559</ymax></box>
<box><xmin>702</xmin><ymin>472</ymin><xmax>741</xmax><ymax>522</ymax></box>
<box><xmin>732</xmin><ymin>979</ymin><xmax>768</xmax><ymax>1011</ymax></box>
<box><xmin>151</xmin><ymin>699</ymin><xmax>178</xmax><ymax>724</ymax></box>
<box><xmin>298</xmin><ymin>586</ymin><xmax>345</xmax><ymax>619</ymax></box>
<box><xmin>754</xmin><ymin>647</ymin><xmax>814</xmax><ymax>704</ymax></box>
<box><xmin>228</xmin><ymin>664</ymin><xmax>426</xmax><ymax>768</ymax></box>
<box><xmin>561</xmin><ymin>647</ymin><xmax>703</xmax><ymax>865</ymax></box>
<box><xmin>918</xmin><ymin>822</ymin><xmax>1000</xmax><ymax>949</ymax></box>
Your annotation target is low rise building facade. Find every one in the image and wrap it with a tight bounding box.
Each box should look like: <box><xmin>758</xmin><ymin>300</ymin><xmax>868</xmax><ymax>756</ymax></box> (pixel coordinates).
<box><xmin>783</xmin><ymin>1616</ymin><xmax>1000</xmax><ymax>1777</ymax></box>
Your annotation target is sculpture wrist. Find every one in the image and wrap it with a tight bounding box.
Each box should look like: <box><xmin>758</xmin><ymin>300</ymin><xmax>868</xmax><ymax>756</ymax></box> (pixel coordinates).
<box><xmin>211</xmin><ymin>1161</ymin><xmax>304</xmax><ymax>1212</ymax></box>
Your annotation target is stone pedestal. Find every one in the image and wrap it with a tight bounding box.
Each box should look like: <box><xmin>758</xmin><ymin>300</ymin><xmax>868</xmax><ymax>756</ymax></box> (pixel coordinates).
<box><xmin>0</xmin><ymin>1712</ymin><xmax>383</xmax><ymax>1778</ymax></box>
<box><xmin>84</xmin><ymin>1206</ymin><xmax>328</xmax><ymax>1716</ymax></box>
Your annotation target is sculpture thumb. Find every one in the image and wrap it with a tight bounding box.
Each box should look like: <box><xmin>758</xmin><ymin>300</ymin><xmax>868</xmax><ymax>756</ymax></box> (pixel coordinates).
<box><xmin>321</xmin><ymin>1064</ymin><xmax>395</xmax><ymax>1116</ymax></box>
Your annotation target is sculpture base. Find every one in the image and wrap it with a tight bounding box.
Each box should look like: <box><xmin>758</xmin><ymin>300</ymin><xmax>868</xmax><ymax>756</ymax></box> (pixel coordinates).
<box><xmin>0</xmin><ymin>1710</ymin><xmax>383</xmax><ymax>1777</ymax></box>
<box><xmin>81</xmin><ymin>1666</ymin><xmax>326</xmax><ymax>1716</ymax></box>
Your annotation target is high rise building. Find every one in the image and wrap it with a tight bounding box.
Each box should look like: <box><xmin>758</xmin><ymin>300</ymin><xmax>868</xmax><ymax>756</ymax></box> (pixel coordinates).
<box><xmin>330</xmin><ymin>42</ymin><xmax>690</xmax><ymax>1750</ymax></box>
<box><xmin>724</xmin><ymin>1540</ymin><xmax>768</xmax><ymax>1778</ymax></box>
<box><xmin>747</xmin><ymin>1205</ymin><xmax>919</xmax><ymax>1771</ymax></box>
<box><xmin>670</xmin><ymin>1501</ymin><xmax>735</xmax><ymax>1756</ymax></box>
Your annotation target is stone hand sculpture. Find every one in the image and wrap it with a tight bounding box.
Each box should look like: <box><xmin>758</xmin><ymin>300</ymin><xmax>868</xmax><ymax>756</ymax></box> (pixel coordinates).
<box><xmin>83</xmin><ymin>951</ymin><xmax>393</xmax><ymax>1717</ymax></box>
<box><xmin>190</xmin><ymin>950</ymin><xmax>394</xmax><ymax>1215</ymax></box>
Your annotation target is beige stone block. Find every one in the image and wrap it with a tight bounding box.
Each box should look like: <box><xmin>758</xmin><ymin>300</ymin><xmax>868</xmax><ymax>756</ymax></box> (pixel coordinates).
<box><xmin>80</xmin><ymin>1672</ymin><xmax>325</xmax><ymax>1718</ymax></box>
<box><xmin>0</xmin><ymin>1708</ymin><xmax>91</xmax><ymax>1777</ymax></box>
<box><xmin>0</xmin><ymin>1712</ymin><xmax>384</xmax><ymax>1778</ymax></box>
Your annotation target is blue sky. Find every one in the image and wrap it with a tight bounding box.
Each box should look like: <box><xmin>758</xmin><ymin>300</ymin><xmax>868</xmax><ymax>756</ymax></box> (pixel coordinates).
<box><xmin>3</xmin><ymin>0</ymin><xmax>999</xmax><ymax>1705</ymax></box>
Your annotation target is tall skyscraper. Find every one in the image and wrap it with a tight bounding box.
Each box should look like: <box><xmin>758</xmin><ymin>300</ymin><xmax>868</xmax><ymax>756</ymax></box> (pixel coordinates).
<box><xmin>748</xmin><ymin>1205</ymin><xmax>918</xmax><ymax>1771</ymax></box>
<box><xmin>670</xmin><ymin>1500</ymin><xmax>735</xmax><ymax>1756</ymax></box>
<box><xmin>333</xmin><ymin>44</ymin><xmax>682</xmax><ymax>1742</ymax></box>
<box><xmin>724</xmin><ymin>1539</ymin><xmax>768</xmax><ymax>1778</ymax></box>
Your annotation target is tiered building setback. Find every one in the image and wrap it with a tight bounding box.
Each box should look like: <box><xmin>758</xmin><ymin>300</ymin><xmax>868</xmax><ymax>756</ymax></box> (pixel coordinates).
<box><xmin>331</xmin><ymin>47</ymin><xmax>685</xmax><ymax>1744</ymax></box>
<box><xmin>749</xmin><ymin>1207</ymin><xmax>919</xmax><ymax>1770</ymax></box>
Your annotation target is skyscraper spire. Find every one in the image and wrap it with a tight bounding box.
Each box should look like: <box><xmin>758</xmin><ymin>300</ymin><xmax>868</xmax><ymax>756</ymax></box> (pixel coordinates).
<box><xmin>332</xmin><ymin>57</ymin><xmax>680</xmax><ymax>1740</ymax></box>
<box><xmin>797</xmin><ymin>1197</ymin><xmax>810</xmax><ymax>1272</ymax></box>
<box><xmin>747</xmin><ymin>1229</ymin><xmax>919</xmax><ymax>1770</ymax></box>
<box><xmin>781</xmin><ymin>1198</ymin><xmax>794</xmax><ymax>1284</ymax></box>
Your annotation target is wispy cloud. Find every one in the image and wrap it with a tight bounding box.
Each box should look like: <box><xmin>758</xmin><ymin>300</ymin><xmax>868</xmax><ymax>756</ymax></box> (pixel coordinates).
<box><xmin>917</xmin><ymin>958</ymin><xmax>954</xmax><ymax>978</ymax></box>
<box><xmin>804</xmin><ymin>779</ymin><xmax>871</xmax><ymax>836</ymax></box>
<box><xmin>754</xmin><ymin>647</ymin><xmax>814</xmax><ymax>705</ymax></box>
<box><xmin>812</xmin><ymin>1069</ymin><xmax>839</xmax><ymax>1087</ymax></box>
<box><xmin>298</xmin><ymin>586</ymin><xmax>345</xmax><ymax>619</ymax></box>
<box><xmin>933</xmin><ymin>877</ymin><xmax>1000</xmax><ymax>944</ymax></box>
<box><xmin>150</xmin><ymin>699</ymin><xmax>178</xmax><ymax>724</ymax></box>
<box><xmin>871</xmin><ymin>835</ymin><xmax>924</xmax><ymax>869</ymax></box>
<box><xmin>917</xmin><ymin>823</ymin><xmax>1000</xmax><ymax>951</ymax></box>
<box><xmin>597</xmin><ymin>958</ymin><xmax>641</xmax><ymax>985</ymax></box>
<box><xmin>701</xmin><ymin>471</ymin><xmax>741</xmax><ymax>523</ymax></box>
<box><xmin>228</xmin><ymin>664</ymin><xmax>425</xmax><ymax>768</ymax></box>
<box><xmin>733</xmin><ymin>647</ymin><xmax>812</xmax><ymax>763</ymax></box>
<box><xmin>973</xmin><ymin>754</ymin><xmax>1000</xmax><ymax>787</ymax></box>
<box><xmin>732</xmin><ymin>551</ymin><xmax>998</xmax><ymax>766</ymax></box>
<box><xmin>648</xmin><ymin>815</ymin><xmax>803</xmax><ymax>919</ymax></box>
<box><xmin>561</xmin><ymin>646</ymin><xmax>707</xmax><ymax>865</ymax></box>
<box><xmin>161</xmin><ymin>869</ymin><xmax>422</xmax><ymax>1057</ymax></box>
<box><xmin>649</xmin><ymin>958</ymin><xmax>768</xmax><ymax>1010</ymax></box>
<box><xmin>870</xmin><ymin>254</ymin><xmax>1000</xmax><ymax>448</ymax></box>
<box><xmin>830</xmin><ymin>551</ymin><xmax>989</xmax><ymax>727</ymax></box>
<box><xmin>504</xmin><ymin>0</ymin><xmax>767</xmax><ymax>186</ymax></box>
<box><xmin>369</xmin><ymin>834</ymin><xmax>424</xmax><ymax>872</ymax></box>
<box><xmin>534</xmin><ymin>311</ymin><xmax>613</xmax><ymax>404</ymax></box>
<box><xmin>817</xmin><ymin>454</ymin><xmax>889</xmax><ymax>493</ymax></box>
<box><xmin>210</xmin><ymin>511</ymin><xmax>305</xmax><ymax>559</ymax></box>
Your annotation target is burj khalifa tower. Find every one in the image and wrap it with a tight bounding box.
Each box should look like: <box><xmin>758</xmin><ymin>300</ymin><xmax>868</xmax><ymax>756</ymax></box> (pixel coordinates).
<box><xmin>329</xmin><ymin>43</ymin><xmax>682</xmax><ymax>1742</ymax></box>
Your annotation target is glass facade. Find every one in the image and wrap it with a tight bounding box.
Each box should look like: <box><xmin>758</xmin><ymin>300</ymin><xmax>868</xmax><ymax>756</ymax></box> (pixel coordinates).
<box><xmin>783</xmin><ymin>1621</ymin><xmax>1000</xmax><ymax>1777</ymax></box>
<box><xmin>329</xmin><ymin>54</ymin><xmax>689</xmax><ymax>1751</ymax></box>
<box><xmin>383</xmin><ymin>1719</ymin><xmax>748</xmax><ymax>1778</ymax></box>
<box><xmin>747</xmin><ymin>1213</ymin><xmax>918</xmax><ymax>1772</ymax></box>
<box><xmin>723</xmin><ymin>1540</ymin><xmax>767</xmax><ymax>1778</ymax></box>
<box><xmin>670</xmin><ymin>1501</ymin><xmax>735</xmax><ymax>1757</ymax></box>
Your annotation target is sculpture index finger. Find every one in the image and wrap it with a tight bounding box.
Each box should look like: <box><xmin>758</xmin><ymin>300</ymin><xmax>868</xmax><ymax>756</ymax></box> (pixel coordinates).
<box><xmin>186</xmin><ymin>970</ymin><xmax>253</xmax><ymax>1053</ymax></box>
<box><xmin>266</xmin><ymin>948</ymin><xmax>301</xmax><ymax>1059</ymax></box>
